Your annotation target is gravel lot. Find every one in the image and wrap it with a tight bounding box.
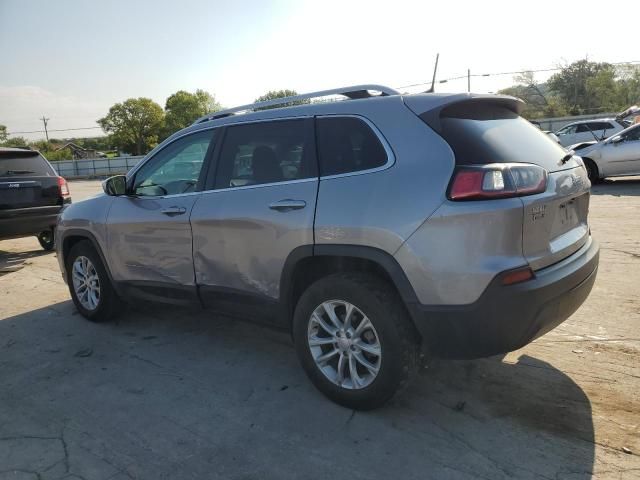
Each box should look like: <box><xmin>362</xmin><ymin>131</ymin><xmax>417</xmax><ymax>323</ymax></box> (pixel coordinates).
<box><xmin>0</xmin><ymin>179</ymin><xmax>638</xmax><ymax>479</ymax></box>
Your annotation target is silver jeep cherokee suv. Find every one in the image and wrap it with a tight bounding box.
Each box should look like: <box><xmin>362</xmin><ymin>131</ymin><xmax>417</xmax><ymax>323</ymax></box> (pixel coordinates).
<box><xmin>56</xmin><ymin>85</ymin><xmax>599</xmax><ymax>409</ymax></box>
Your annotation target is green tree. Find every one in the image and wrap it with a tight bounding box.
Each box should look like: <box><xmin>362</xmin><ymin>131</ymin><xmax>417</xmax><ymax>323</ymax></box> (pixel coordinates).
<box><xmin>0</xmin><ymin>125</ymin><xmax>7</xmax><ymax>143</ymax></box>
<box><xmin>585</xmin><ymin>67</ymin><xmax>621</xmax><ymax>113</ymax></box>
<box><xmin>50</xmin><ymin>136</ymin><xmax>114</xmax><ymax>152</ymax></box>
<box><xmin>163</xmin><ymin>89</ymin><xmax>221</xmax><ymax>138</ymax></box>
<box><xmin>40</xmin><ymin>148</ymin><xmax>73</xmax><ymax>161</ymax></box>
<box><xmin>25</xmin><ymin>140</ymin><xmax>67</xmax><ymax>161</ymax></box>
<box><xmin>616</xmin><ymin>65</ymin><xmax>640</xmax><ymax>107</ymax></box>
<box><xmin>1</xmin><ymin>136</ymin><xmax>28</xmax><ymax>148</ymax></box>
<box><xmin>254</xmin><ymin>89</ymin><xmax>309</xmax><ymax>110</ymax></box>
<box><xmin>30</xmin><ymin>140</ymin><xmax>49</xmax><ymax>151</ymax></box>
<box><xmin>498</xmin><ymin>71</ymin><xmax>567</xmax><ymax>119</ymax></box>
<box><xmin>98</xmin><ymin>98</ymin><xmax>164</xmax><ymax>155</ymax></box>
<box><xmin>547</xmin><ymin>60</ymin><xmax>613</xmax><ymax>114</ymax></box>
<box><xmin>541</xmin><ymin>96</ymin><xmax>569</xmax><ymax>118</ymax></box>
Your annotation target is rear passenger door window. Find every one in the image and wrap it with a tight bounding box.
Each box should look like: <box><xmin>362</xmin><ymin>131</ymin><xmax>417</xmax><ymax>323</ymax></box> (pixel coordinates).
<box><xmin>213</xmin><ymin>119</ymin><xmax>315</xmax><ymax>189</ymax></box>
<box><xmin>316</xmin><ymin>116</ymin><xmax>389</xmax><ymax>176</ymax></box>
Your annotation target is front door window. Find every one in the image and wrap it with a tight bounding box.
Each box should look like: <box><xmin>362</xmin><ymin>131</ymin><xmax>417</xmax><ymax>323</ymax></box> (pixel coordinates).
<box><xmin>134</xmin><ymin>129</ymin><xmax>215</xmax><ymax>196</ymax></box>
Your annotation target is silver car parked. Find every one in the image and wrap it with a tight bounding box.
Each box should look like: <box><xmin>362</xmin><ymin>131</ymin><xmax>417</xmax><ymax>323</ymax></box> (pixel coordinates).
<box><xmin>56</xmin><ymin>85</ymin><xmax>599</xmax><ymax>409</ymax></box>
<box><xmin>571</xmin><ymin>122</ymin><xmax>640</xmax><ymax>182</ymax></box>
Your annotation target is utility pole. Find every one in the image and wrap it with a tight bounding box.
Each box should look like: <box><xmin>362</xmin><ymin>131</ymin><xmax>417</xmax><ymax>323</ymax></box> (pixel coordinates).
<box><xmin>467</xmin><ymin>69</ymin><xmax>471</xmax><ymax>93</ymax></box>
<box><xmin>40</xmin><ymin>116</ymin><xmax>50</xmax><ymax>142</ymax></box>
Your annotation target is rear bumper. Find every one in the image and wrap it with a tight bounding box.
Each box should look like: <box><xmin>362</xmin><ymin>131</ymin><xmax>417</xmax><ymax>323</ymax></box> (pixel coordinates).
<box><xmin>0</xmin><ymin>206</ymin><xmax>62</xmax><ymax>240</ymax></box>
<box><xmin>414</xmin><ymin>237</ymin><xmax>599</xmax><ymax>359</ymax></box>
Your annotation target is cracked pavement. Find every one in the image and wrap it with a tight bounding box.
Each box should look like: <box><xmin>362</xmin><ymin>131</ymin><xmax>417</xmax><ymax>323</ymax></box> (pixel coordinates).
<box><xmin>0</xmin><ymin>179</ymin><xmax>638</xmax><ymax>479</ymax></box>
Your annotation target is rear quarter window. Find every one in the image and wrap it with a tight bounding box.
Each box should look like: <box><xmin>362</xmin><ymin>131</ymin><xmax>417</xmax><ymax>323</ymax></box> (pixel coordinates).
<box><xmin>316</xmin><ymin>116</ymin><xmax>388</xmax><ymax>176</ymax></box>
<box><xmin>0</xmin><ymin>151</ymin><xmax>56</xmax><ymax>177</ymax></box>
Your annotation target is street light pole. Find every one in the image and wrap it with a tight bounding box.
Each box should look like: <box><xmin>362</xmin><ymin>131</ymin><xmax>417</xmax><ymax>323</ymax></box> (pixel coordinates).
<box><xmin>467</xmin><ymin>69</ymin><xmax>471</xmax><ymax>93</ymax></box>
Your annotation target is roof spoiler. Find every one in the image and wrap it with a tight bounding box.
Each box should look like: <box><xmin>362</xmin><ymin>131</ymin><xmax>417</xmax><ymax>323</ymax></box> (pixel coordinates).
<box><xmin>404</xmin><ymin>94</ymin><xmax>524</xmax><ymax>134</ymax></box>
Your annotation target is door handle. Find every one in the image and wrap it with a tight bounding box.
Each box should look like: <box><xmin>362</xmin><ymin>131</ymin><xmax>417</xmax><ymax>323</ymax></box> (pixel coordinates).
<box><xmin>268</xmin><ymin>199</ymin><xmax>307</xmax><ymax>211</ymax></box>
<box><xmin>160</xmin><ymin>206</ymin><xmax>187</xmax><ymax>216</ymax></box>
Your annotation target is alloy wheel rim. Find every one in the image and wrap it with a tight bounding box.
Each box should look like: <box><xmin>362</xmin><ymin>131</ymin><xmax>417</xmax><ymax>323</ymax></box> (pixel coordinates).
<box><xmin>307</xmin><ymin>300</ymin><xmax>381</xmax><ymax>390</ymax></box>
<box><xmin>72</xmin><ymin>256</ymin><xmax>101</xmax><ymax>311</ymax></box>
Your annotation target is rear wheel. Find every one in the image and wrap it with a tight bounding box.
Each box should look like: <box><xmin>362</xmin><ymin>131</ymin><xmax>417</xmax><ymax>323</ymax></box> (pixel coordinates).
<box><xmin>583</xmin><ymin>158</ymin><xmax>601</xmax><ymax>183</ymax></box>
<box><xmin>66</xmin><ymin>241</ymin><xmax>122</xmax><ymax>322</ymax></box>
<box><xmin>293</xmin><ymin>273</ymin><xmax>418</xmax><ymax>410</ymax></box>
<box><xmin>37</xmin><ymin>229</ymin><xmax>55</xmax><ymax>251</ymax></box>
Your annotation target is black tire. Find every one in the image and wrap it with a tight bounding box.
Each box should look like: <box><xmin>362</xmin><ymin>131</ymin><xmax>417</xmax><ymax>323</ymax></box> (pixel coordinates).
<box><xmin>66</xmin><ymin>240</ymin><xmax>123</xmax><ymax>322</ymax></box>
<box><xmin>583</xmin><ymin>158</ymin><xmax>601</xmax><ymax>184</ymax></box>
<box><xmin>37</xmin><ymin>229</ymin><xmax>55</xmax><ymax>251</ymax></box>
<box><xmin>293</xmin><ymin>272</ymin><xmax>418</xmax><ymax>410</ymax></box>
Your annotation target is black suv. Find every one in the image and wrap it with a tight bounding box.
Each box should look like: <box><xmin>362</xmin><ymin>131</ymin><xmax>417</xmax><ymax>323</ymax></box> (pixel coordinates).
<box><xmin>0</xmin><ymin>147</ymin><xmax>71</xmax><ymax>250</ymax></box>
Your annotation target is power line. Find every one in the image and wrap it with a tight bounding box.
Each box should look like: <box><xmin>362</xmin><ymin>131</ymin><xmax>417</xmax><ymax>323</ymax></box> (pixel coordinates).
<box><xmin>7</xmin><ymin>126</ymin><xmax>102</xmax><ymax>135</ymax></box>
<box><xmin>396</xmin><ymin>60</ymin><xmax>640</xmax><ymax>90</ymax></box>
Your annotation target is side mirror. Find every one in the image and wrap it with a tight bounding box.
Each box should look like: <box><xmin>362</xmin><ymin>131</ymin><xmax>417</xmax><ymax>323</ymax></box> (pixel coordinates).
<box><xmin>102</xmin><ymin>175</ymin><xmax>128</xmax><ymax>196</ymax></box>
<box><xmin>611</xmin><ymin>136</ymin><xmax>624</xmax><ymax>145</ymax></box>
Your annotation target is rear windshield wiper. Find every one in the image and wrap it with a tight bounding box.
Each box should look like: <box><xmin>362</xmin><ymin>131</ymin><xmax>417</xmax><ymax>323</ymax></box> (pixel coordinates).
<box><xmin>560</xmin><ymin>152</ymin><xmax>574</xmax><ymax>165</ymax></box>
<box><xmin>3</xmin><ymin>170</ymin><xmax>35</xmax><ymax>175</ymax></box>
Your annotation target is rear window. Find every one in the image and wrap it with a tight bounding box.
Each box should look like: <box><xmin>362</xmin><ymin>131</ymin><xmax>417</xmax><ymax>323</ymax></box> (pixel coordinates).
<box><xmin>430</xmin><ymin>103</ymin><xmax>567</xmax><ymax>171</ymax></box>
<box><xmin>0</xmin><ymin>151</ymin><xmax>55</xmax><ymax>177</ymax></box>
<box><xmin>316</xmin><ymin>116</ymin><xmax>388</xmax><ymax>176</ymax></box>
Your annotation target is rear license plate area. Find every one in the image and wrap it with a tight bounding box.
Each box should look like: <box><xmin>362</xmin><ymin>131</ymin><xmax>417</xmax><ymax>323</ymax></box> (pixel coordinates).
<box><xmin>0</xmin><ymin>181</ymin><xmax>40</xmax><ymax>208</ymax></box>
<box><xmin>553</xmin><ymin>193</ymin><xmax>589</xmax><ymax>237</ymax></box>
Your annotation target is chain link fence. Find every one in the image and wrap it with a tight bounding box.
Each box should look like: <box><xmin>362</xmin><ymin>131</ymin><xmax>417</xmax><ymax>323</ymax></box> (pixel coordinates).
<box><xmin>51</xmin><ymin>156</ymin><xmax>144</xmax><ymax>179</ymax></box>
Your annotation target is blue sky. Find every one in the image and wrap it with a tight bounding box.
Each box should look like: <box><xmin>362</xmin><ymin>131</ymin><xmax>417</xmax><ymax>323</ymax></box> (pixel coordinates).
<box><xmin>1</xmin><ymin>0</ymin><xmax>639</xmax><ymax>139</ymax></box>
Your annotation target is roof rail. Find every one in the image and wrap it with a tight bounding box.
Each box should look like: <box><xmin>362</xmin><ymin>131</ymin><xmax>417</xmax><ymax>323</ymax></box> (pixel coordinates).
<box><xmin>193</xmin><ymin>84</ymin><xmax>400</xmax><ymax>124</ymax></box>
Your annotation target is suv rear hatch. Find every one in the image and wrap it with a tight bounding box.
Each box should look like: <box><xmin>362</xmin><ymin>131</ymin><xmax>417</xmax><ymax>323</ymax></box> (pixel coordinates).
<box><xmin>0</xmin><ymin>150</ymin><xmax>63</xmax><ymax>210</ymax></box>
<box><xmin>407</xmin><ymin>95</ymin><xmax>591</xmax><ymax>271</ymax></box>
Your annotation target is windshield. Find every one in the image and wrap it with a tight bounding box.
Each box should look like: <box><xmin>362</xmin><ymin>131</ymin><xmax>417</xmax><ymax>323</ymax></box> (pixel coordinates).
<box><xmin>556</xmin><ymin>125</ymin><xmax>576</xmax><ymax>135</ymax></box>
<box><xmin>0</xmin><ymin>151</ymin><xmax>55</xmax><ymax>177</ymax></box>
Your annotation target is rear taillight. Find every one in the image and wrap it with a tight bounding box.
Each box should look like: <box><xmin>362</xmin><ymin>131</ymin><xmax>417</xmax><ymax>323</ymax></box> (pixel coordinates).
<box><xmin>448</xmin><ymin>163</ymin><xmax>547</xmax><ymax>201</ymax></box>
<box><xmin>57</xmin><ymin>176</ymin><xmax>70</xmax><ymax>197</ymax></box>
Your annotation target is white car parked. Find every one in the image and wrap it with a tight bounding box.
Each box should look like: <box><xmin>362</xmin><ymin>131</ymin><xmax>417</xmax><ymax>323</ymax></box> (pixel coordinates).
<box><xmin>571</xmin><ymin>123</ymin><xmax>640</xmax><ymax>182</ymax></box>
<box><xmin>555</xmin><ymin>106</ymin><xmax>639</xmax><ymax>147</ymax></box>
<box><xmin>555</xmin><ymin>118</ymin><xmax>628</xmax><ymax>147</ymax></box>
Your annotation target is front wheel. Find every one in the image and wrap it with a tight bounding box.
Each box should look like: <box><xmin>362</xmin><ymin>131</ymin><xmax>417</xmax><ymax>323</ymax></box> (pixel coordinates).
<box><xmin>66</xmin><ymin>240</ymin><xmax>122</xmax><ymax>322</ymax></box>
<box><xmin>293</xmin><ymin>273</ymin><xmax>418</xmax><ymax>410</ymax></box>
<box><xmin>37</xmin><ymin>229</ymin><xmax>55</xmax><ymax>251</ymax></box>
